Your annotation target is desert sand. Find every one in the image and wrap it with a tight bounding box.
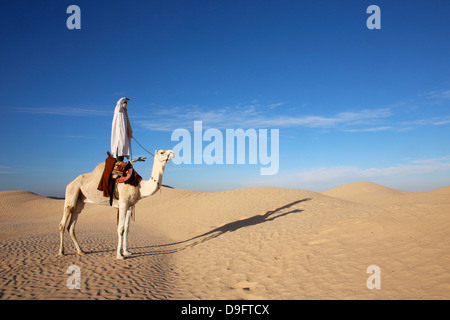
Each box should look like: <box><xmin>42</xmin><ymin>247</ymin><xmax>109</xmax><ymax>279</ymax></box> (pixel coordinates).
<box><xmin>0</xmin><ymin>181</ymin><xmax>449</xmax><ymax>300</ymax></box>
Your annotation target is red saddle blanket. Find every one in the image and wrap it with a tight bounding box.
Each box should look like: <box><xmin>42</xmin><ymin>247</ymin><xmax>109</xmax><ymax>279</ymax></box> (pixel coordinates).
<box><xmin>116</xmin><ymin>167</ymin><xmax>142</xmax><ymax>186</ymax></box>
<box><xmin>98</xmin><ymin>157</ymin><xmax>143</xmax><ymax>202</ymax></box>
<box><xmin>97</xmin><ymin>156</ymin><xmax>116</xmax><ymax>198</ymax></box>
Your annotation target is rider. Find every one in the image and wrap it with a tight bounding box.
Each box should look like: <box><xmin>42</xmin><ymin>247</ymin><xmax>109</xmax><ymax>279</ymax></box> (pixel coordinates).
<box><xmin>111</xmin><ymin>97</ymin><xmax>133</xmax><ymax>162</ymax></box>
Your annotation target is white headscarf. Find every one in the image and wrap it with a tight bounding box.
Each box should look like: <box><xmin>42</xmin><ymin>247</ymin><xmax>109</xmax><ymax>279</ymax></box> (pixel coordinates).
<box><xmin>111</xmin><ymin>97</ymin><xmax>132</xmax><ymax>159</ymax></box>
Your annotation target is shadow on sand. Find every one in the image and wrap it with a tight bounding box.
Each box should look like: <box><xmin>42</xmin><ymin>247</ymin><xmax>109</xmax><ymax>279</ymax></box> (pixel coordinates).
<box><xmin>127</xmin><ymin>197</ymin><xmax>312</xmax><ymax>258</ymax></box>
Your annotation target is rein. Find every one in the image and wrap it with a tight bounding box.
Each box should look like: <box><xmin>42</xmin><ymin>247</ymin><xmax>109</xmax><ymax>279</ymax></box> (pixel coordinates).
<box><xmin>132</xmin><ymin>137</ymin><xmax>172</xmax><ymax>192</ymax></box>
<box><xmin>133</xmin><ymin>137</ymin><xmax>172</xmax><ymax>163</ymax></box>
<box><xmin>132</xmin><ymin>137</ymin><xmax>155</xmax><ymax>157</ymax></box>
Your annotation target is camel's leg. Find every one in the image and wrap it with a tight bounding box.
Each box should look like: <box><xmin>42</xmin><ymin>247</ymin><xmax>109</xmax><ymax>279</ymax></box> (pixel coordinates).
<box><xmin>122</xmin><ymin>207</ymin><xmax>133</xmax><ymax>257</ymax></box>
<box><xmin>59</xmin><ymin>205</ymin><xmax>73</xmax><ymax>256</ymax></box>
<box><xmin>116</xmin><ymin>203</ymin><xmax>128</xmax><ymax>259</ymax></box>
<box><xmin>67</xmin><ymin>200</ymin><xmax>85</xmax><ymax>255</ymax></box>
<box><xmin>59</xmin><ymin>178</ymin><xmax>81</xmax><ymax>256</ymax></box>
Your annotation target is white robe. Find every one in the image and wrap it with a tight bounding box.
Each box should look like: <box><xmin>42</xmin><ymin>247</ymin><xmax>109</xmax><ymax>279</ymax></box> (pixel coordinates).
<box><xmin>111</xmin><ymin>97</ymin><xmax>133</xmax><ymax>159</ymax></box>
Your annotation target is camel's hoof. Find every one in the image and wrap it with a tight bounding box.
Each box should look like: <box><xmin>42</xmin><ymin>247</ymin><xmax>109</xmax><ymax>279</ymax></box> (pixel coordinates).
<box><xmin>58</xmin><ymin>252</ymin><xmax>65</xmax><ymax>256</ymax></box>
<box><xmin>116</xmin><ymin>255</ymin><xmax>125</xmax><ymax>260</ymax></box>
<box><xmin>77</xmin><ymin>251</ymin><xmax>85</xmax><ymax>256</ymax></box>
<box><xmin>123</xmin><ymin>251</ymin><xmax>132</xmax><ymax>257</ymax></box>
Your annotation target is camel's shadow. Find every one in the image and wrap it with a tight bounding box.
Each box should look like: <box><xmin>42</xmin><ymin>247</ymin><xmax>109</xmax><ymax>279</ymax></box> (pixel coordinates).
<box><xmin>127</xmin><ymin>198</ymin><xmax>311</xmax><ymax>259</ymax></box>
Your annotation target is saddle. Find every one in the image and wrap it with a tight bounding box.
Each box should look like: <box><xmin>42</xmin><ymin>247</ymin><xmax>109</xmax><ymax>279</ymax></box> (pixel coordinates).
<box><xmin>116</xmin><ymin>166</ymin><xmax>142</xmax><ymax>186</ymax></box>
<box><xmin>97</xmin><ymin>155</ymin><xmax>143</xmax><ymax>206</ymax></box>
<box><xmin>112</xmin><ymin>161</ymin><xmax>130</xmax><ymax>179</ymax></box>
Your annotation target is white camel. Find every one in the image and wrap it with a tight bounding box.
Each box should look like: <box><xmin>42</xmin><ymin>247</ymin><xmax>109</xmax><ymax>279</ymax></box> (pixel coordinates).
<box><xmin>58</xmin><ymin>150</ymin><xmax>174</xmax><ymax>259</ymax></box>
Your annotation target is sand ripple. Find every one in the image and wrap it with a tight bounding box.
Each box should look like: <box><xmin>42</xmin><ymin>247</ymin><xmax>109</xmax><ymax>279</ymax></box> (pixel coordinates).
<box><xmin>1</xmin><ymin>184</ymin><xmax>450</xmax><ymax>299</ymax></box>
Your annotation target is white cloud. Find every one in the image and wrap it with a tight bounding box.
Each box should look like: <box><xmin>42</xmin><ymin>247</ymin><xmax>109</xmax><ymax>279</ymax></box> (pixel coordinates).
<box><xmin>267</xmin><ymin>102</ymin><xmax>286</xmax><ymax>109</ymax></box>
<box><xmin>240</xmin><ymin>157</ymin><xmax>450</xmax><ymax>191</ymax></box>
<box><xmin>14</xmin><ymin>91</ymin><xmax>449</xmax><ymax>134</ymax></box>
<box><xmin>245</xmin><ymin>109</ymin><xmax>391</xmax><ymax>128</ymax></box>
<box><xmin>296</xmin><ymin>160</ymin><xmax>450</xmax><ymax>182</ymax></box>
<box><xmin>137</xmin><ymin>102</ymin><xmax>393</xmax><ymax>132</ymax></box>
<box><xmin>344</xmin><ymin>126</ymin><xmax>392</xmax><ymax>132</ymax></box>
<box><xmin>13</xmin><ymin>106</ymin><xmax>110</xmax><ymax>117</ymax></box>
<box><xmin>401</xmin><ymin>116</ymin><xmax>450</xmax><ymax>128</ymax></box>
<box><xmin>426</xmin><ymin>89</ymin><xmax>450</xmax><ymax>100</ymax></box>
<box><xmin>0</xmin><ymin>166</ymin><xmax>16</xmax><ymax>174</ymax></box>
<box><xmin>434</xmin><ymin>119</ymin><xmax>450</xmax><ymax>125</ymax></box>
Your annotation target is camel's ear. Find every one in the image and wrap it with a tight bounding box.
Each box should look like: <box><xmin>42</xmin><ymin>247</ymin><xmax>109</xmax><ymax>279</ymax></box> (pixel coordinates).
<box><xmin>155</xmin><ymin>150</ymin><xmax>157</xmax><ymax>154</ymax></box>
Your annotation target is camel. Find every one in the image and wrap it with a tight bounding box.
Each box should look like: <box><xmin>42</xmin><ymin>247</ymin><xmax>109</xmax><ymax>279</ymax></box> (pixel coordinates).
<box><xmin>58</xmin><ymin>149</ymin><xmax>175</xmax><ymax>259</ymax></box>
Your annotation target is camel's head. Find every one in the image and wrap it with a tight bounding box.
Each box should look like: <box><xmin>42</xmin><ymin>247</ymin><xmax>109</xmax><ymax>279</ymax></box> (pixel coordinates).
<box><xmin>154</xmin><ymin>149</ymin><xmax>175</xmax><ymax>164</ymax></box>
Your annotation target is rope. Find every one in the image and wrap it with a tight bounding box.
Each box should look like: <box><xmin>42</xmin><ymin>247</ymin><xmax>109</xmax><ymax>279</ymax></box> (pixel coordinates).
<box><xmin>132</xmin><ymin>137</ymin><xmax>154</xmax><ymax>157</ymax></box>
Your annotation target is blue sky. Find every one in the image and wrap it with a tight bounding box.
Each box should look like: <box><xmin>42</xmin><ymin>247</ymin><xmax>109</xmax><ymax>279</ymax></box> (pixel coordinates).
<box><xmin>1</xmin><ymin>0</ymin><xmax>449</xmax><ymax>197</ymax></box>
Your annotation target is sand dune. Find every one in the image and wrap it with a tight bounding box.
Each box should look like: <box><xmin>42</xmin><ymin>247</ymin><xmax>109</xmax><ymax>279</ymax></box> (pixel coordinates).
<box><xmin>321</xmin><ymin>181</ymin><xmax>412</xmax><ymax>205</ymax></box>
<box><xmin>427</xmin><ymin>186</ymin><xmax>450</xmax><ymax>195</ymax></box>
<box><xmin>1</xmin><ymin>182</ymin><xmax>449</xmax><ymax>300</ymax></box>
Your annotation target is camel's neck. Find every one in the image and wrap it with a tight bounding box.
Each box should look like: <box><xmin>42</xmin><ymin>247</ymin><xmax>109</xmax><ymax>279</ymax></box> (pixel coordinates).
<box><xmin>139</xmin><ymin>160</ymin><xmax>166</xmax><ymax>198</ymax></box>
